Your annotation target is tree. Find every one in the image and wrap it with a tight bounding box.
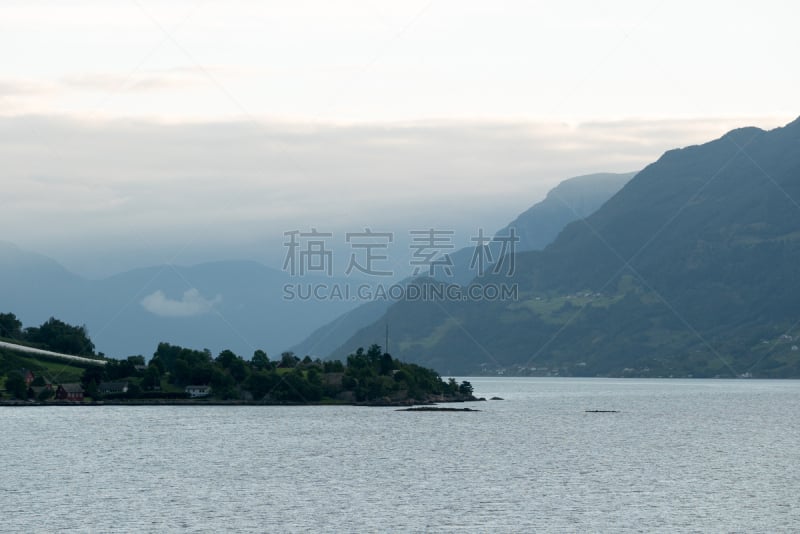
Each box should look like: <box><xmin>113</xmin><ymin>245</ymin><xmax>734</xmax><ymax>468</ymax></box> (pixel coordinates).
<box><xmin>81</xmin><ymin>366</ymin><xmax>105</xmax><ymax>389</ymax></box>
<box><xmin>347</xmin><ymin>348</ymin><xmax>369</xmax><ymax>370</ymax></box>
<box><xmin>0</xmin><ymin>313</ymin><xmax>22</xmax><ymax>339</ymax></box>
<box><xmin>5</xmin><ymin>372</ymin><xmax>28</xmax><ymax>399</ymax></box>
<box><xmin>380</xmin><ymin>353</ymin><xmax>394</xmax><ymax>375</ymax></box>
<box><xmin>189</xmin><ymin>364</ymin><xmax>214</xmax><ymax>386</ymax></box>
<box><xmin>141</xmin><ymin>366</ymin><xmax>161</xmax><ymax>390</ymax></box>
<box><xmin>280</xmin><ymin>351</ymin><xmax>298</xmax><ymax>368</ymax></box>
<box><xmin>393</xmin><ymin>369</ymin><xmax>409</xmax><ymax>383</ymax></box>
<box><xmin>105</xmin><ymin>359</ymin><xmax>137</xmax><ymax>380</ymax></box>
<box><xmin>228</xmin><ymin>357</ymin><xmax>249</xmax><ymax>383</ymax></box>
<box><xmin>210</xmin><ymin>368</ymin><xmax>236</xmax><ymax>399</ymax></box>
<box><xmin>323</xmin><ymin>360</ymin><xmax>344</xmax><ymax>373</ymax></box>
<box><xmin>79</xmin><ymin>366</ymin><xmax>103</xmax><ymax>400</ymax></box>
<box><xmin>216</xmin><ymin>349</ymin><xmax>239</xmax><ymax>369</ymax></box>
<box><xmin>367</xmin><ymin>344</ymin><xmax>383</xmax><ymax>362</ymax></box>
<box><xmin>25</xmin><ymin>317</ymin><xmax>95</xmax><ymax>356</ymax></box>
<box><xmin>152</xmin><ymin>342</ymin><xmax>210</xmax><ymax>376</ymax></box>
<box><xmin>148</xmin><ymin>355</ymin><xmax>165</xmax><ymax>375</ymax></box>
<box><xmin>458</xmin><ymin>380</ymin><xmax>474</xmax><ymax>396</ymax></box>
<box><xmin>245</xmin><ymin>371</ymin><xmax>276</xmax><ymax>401</ymax></box>
<box><xmin>127</xmin><ymin>355</ymin><xmax>146</xmax><ymax>366</ymax></box>
<box><xmin>251</xmin><ymin>350</ymin><xmax>270</xmax><ymax>370</ymax></box>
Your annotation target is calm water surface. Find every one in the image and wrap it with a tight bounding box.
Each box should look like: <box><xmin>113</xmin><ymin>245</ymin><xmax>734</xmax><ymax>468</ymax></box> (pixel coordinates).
<box><xmin>3</xmin><ymin>378</ymin><xmax>799</xmax><ymax>533</ymax></box>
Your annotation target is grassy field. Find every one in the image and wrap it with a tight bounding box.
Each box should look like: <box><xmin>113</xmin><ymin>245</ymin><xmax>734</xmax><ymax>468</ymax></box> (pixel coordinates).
<box><xmin>507</xmin><ymin>292</ymin><xmax>624</xmax><ymax>324</ymax></box>
<box><xmin>397</xmin><ymin>317</ymin><xmax>460</xmax><ymax>352</ymax></box>
<box><xmin>1</xmin><ymin>347</ymin><xmax>91</xmax><ymax>390</ymax></box>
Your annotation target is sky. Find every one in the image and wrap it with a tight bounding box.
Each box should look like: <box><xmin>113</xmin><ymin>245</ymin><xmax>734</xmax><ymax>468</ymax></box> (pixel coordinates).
<box><xmin>1</xmin><ymin>0</ymin><xmax>797</xmax><ymax>277</ymax></box>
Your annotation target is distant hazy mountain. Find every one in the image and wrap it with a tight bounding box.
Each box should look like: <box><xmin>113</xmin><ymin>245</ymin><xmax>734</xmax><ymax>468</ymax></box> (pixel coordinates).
<box><xmin>0</xmin><ymin>244</ymin><xmax>359</xmax><ymax>359</ymax></box>
<box><xmin>0</xmin><ymin>241</ymin><xmax>88</xmax><ymax>320</ymax></box>
<box><xmin>499</xmin><ymin>172</ymin><xmax>637</xmax><ymax>251</ymax></box>
<box><xmin>333</xmin><ymin>117</ymin><xmax>800</xmax><ymax>377</ymax></box>
<box><xmin>444</xmin><ymin>171</ymin><xmax>636</xmax><ymax>285</ymax></box>
<box><xmin>290</xmin><ymin>172</ymin><xmax>635</xmax><ymax>358</ymax></box>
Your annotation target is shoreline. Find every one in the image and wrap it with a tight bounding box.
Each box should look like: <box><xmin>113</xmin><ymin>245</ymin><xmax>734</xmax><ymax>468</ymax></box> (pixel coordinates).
<box><xmin>0</xmin><ymin>396</ymin><xmax>485</xmax><ymax>408</ymax></box>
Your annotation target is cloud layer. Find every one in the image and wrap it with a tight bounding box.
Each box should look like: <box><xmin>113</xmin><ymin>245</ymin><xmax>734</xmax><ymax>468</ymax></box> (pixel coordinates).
<box><xmin>0</xmin><ymin>114</ymin><xmax>792</xmax><ymax>276</ymax></box>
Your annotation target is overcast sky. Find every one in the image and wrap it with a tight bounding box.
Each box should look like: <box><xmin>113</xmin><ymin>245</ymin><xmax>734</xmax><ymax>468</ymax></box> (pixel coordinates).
<box><xmin>1</xmin><ymin>0</ymin><xmax>797</xmax><ymax>276</ymax></box>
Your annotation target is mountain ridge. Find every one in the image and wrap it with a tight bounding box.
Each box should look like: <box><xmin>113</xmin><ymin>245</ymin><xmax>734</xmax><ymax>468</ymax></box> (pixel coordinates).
<box><xmin>289</xmin><ymin>171</ymin><xmax>635</xmax><ymax>358</ymax></box>
<box><xmin>0</xmin><ymin>246</ymin><xmax>359</xmax><ymax>359</ymax></box>
<box><xmin>332</xmin><ymin>117</ymin><xmax>800</xmax><ymax>377</ymax></box>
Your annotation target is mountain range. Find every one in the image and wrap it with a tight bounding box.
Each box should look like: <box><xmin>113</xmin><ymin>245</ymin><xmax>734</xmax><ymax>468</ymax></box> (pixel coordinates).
<box><xmin>289</xmin><ymin>172</ymin><xmax>635</xmax><ymax>358</ymax></box>
<box><xmin>328</xmin><ymin>118</ymin><xmax>800</xmax><ymax>377</ymax></box>
<box><xmin>8</xmin><ymin>117</ymin><xmax>797</xmax><ymax>378</ymax></box>
<box><xmin>0</xmin><ymin>242</ymin><xmax>358</xmax><ymax>359</ymax></box>
<box><xmin>0</xmin><ymin>173</ymin><xmax>633</xmax><ymax>360</ymax></box>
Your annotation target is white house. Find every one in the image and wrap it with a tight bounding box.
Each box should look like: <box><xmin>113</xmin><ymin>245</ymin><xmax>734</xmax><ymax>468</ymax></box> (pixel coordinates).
<box><xmin>185</xmin><ymin>385</ymin><xmax>211</xmax><ymax>398</ymax></box>
<box><xmin>98</xmin><ymin>381</ymin><xmax>129</xmax><ymax>395</ymax></box>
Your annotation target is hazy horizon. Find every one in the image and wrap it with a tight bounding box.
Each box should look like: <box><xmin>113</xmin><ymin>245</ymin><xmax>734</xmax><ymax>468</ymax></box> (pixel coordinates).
<box><xmin>2</xmin><ymin>116</ymin><xmax>792</xmax><ymax>278</ymax></box>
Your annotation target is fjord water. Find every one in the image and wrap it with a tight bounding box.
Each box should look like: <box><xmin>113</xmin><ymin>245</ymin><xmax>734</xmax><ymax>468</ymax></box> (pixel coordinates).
<box><xmin>4</xmin><ymin>378</ymin><xmax>799</xmax><ymax>533</ymax></box>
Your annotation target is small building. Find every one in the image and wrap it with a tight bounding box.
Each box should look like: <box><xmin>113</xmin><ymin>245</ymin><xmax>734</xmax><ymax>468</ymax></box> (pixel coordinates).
<box><xmin>98</xmin><ymin>381</ymin><xmax>129</xmax><ymax>395</ymax></box>
<box><xmin>56</xmin><ymin>383</ymin><xmax>84</xmax><ymax>402</ymax></box>
<box><xmin>185</xmin><ymin>385</ymin><xmax>211</xmax><ymax>398</ymax></box>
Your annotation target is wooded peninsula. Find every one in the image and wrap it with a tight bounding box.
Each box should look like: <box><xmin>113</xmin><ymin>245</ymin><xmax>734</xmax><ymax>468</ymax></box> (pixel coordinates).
<box><xmin>0</xmin><ymin>312</ymin><xmax>477</xmax><ymax>406</ymax></box>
